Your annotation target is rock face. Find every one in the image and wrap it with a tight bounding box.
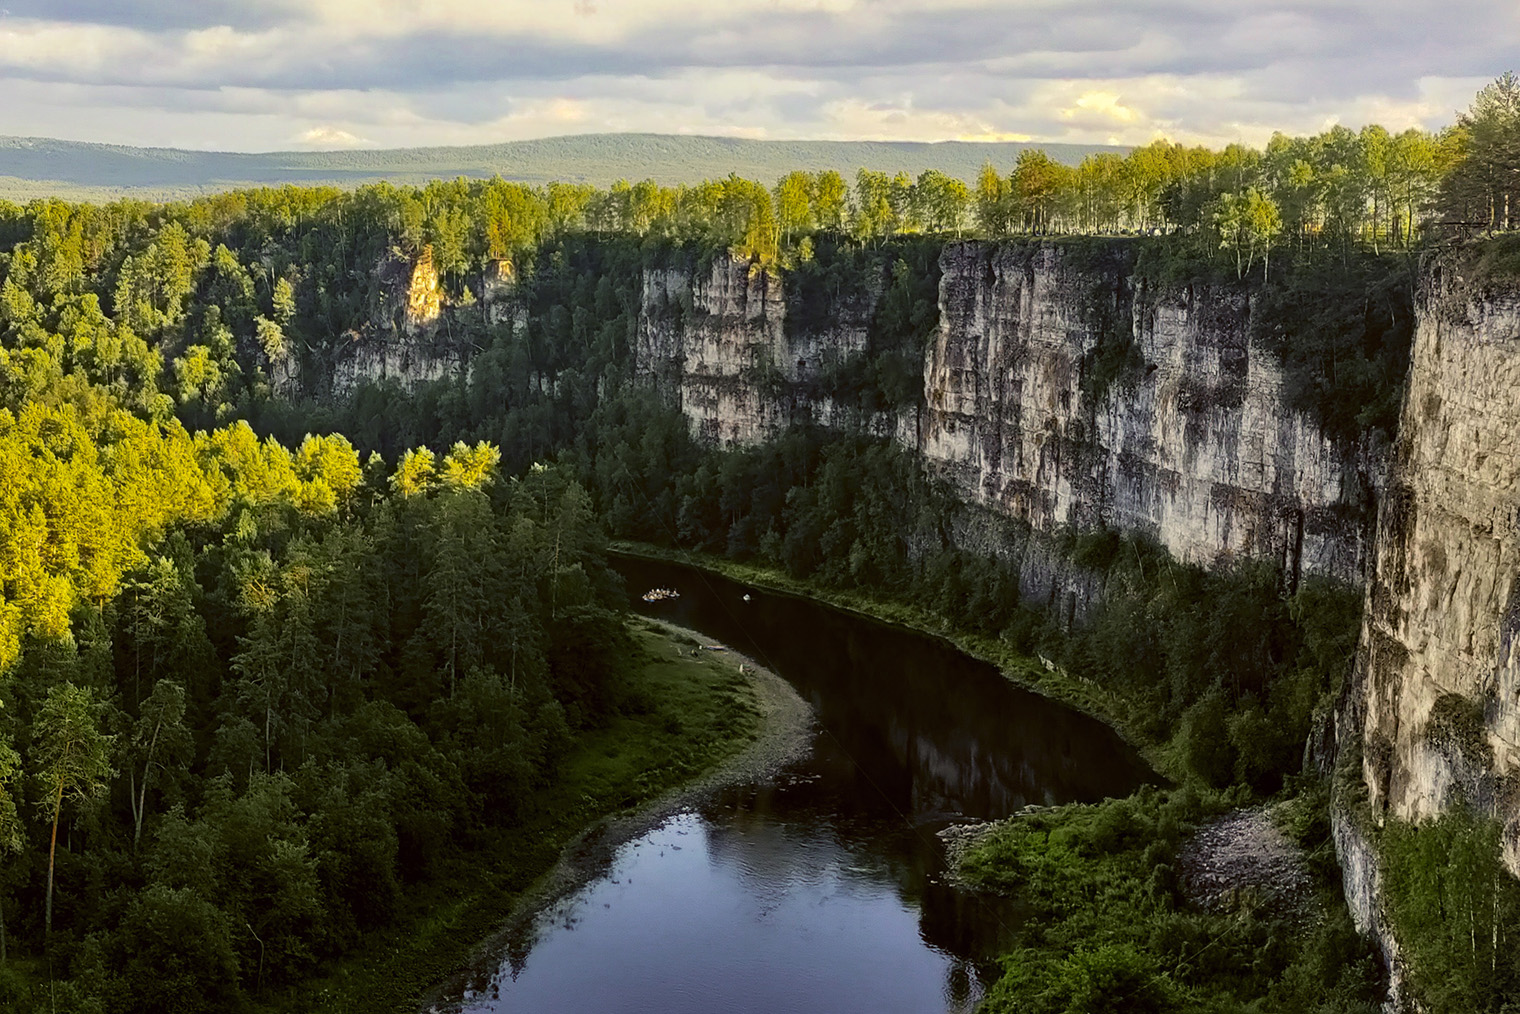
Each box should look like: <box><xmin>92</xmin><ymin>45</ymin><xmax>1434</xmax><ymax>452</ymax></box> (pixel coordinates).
<box><xmin>920</xmin><ymin>241</ymin><xmax>1376</xmax><ymax>584</ymax></box>
<box><xmin>286</xmin><ymin>245</ymin><xmax>495</xmax><ymax>397</ymax></box>
<box><xmin>636</xmin><ymin>254</ymin><xmax>794</xmax><ymax>445</ymax></box>
<box><xmin>634</xmin><ymin>251</ymin><xmax>907</xmax><ymax>444</ymax></box>
<box><xmin>1333</xmin><ymin>811</ymin><xmax>1411</xmax><ymax>1009</ymax></box>
<box><xmin>634</xmin><ymin>240</ymin><xmax>1378</xmax><ymax>585</ymax></box>
<box><xmin>1326</xmin><ymin>258</ymin><xmax>1520</xmax><ymax>1010</ymax></box>
<box><xmin>1341</xmin><ymin>261</ymin><xmax>1520</xmax><ymax>848</ymax></box>
<box><xmin>328</xmin><ymin>246</ymin><xmax>463</xmax><ymax>395</ymax></box>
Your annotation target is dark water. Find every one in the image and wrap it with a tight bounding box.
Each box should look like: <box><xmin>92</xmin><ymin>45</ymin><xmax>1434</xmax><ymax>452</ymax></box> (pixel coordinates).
<box><xmin>455</xmin><ymin>558</ymin><xmax>1153</xmax><ymax>1013</ymax></box>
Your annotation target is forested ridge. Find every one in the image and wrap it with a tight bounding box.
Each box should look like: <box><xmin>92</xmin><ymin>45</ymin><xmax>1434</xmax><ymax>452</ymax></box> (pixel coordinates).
<box><xmin>0</xmin><ymin>76</ymin><xmax>1517</xmax><ymax>1011</ymax></box>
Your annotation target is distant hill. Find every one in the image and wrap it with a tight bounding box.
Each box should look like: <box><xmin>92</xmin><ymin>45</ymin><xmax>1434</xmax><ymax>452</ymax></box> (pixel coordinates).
<box><xmin>0</xmin><ymin>133</ymin><xmax>1128</xmax><ymax>202</ymax></box>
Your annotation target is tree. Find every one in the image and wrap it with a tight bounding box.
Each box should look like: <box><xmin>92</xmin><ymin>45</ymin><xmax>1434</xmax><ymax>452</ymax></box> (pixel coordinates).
<box><xmin>1215</xmin><ymin>188</ymin><xmax>1281</xmax><ymax>279</ymax></box>
<box><xmin>271</xmin><ymin>276</ymin><xmax>297</xmax><ymax>327</ymax></box>
<box><xmin>1388</xmin><ymin>128</ymin><xmax>1439</xmax><ymax>246</ymax></box>
<box><xmin>975</xmin><ymin>162</ymin><xmax>1011</xmax><ymax>236</ymax></box>
<box><xmin>1361</xmin><ymin>124</ymin><xmax>1393</xmax><ymax>250</ymax></box>
<box><xmin>34</xmin><ymin>681</ymin><xmax>114</xmax><ymax>935</ymax></box>
<box><xmin>294</xmin><ymin>433</ymin><xmax>363</xmax><ymax>506</ymax></box>
<box><xmin>424</xmin><ymin>488</ymin><xmax>502</xmax><ymax>695</ymax></box>
<box><xmin>916</xmin><ymin>169</ymin><xmax>970</xmax><ymax>234</ymax></box>
<box><xmin>126</xmin><ymin>679</ymin><xmax>191</xmax><ymax>847</ymax></box>
<box><xmin>774</xmin><ymin>171</ymin><xmax>813</xmax><ymax>243</ymax></box>
<box><xmin>853</xmin><ymin>169</ymin><xmax>895</xmax><ymax>241</ymax></box>
<box><xmin>254</xmin><ymin>315</ymin><xmax>286</xmax><ymax>364</ymax></box>
<box><xmin>1011</xmin><ymin>149</ymin><xmax>1073</xmax><ymax>233</ymax></box>
<box><xmin>440</xmin><ymin>440</ymin><xmax>501</xmax><ymax>490</ymax></box>
<box><xmin>1439</xmin><ymin>72</ymin><xmax>1520</xmax><ymax>231</ymax></box>
<box><xmin>391</xmin><ymin>446</ymin><xmax>437</xmax><ymax>498</ymax></box>
<box><xmin>1246</xmin><ymin>188</ymin><xmax>1284</xmax><ymax>279</ymax></box>
<box><xmin>812</xmin><ymin>171</ymin><xmax>849</xmax><ymax>231</ymax></box>
<box><xmin>0</xmin><ymin>736</ymin><xmax>21</xmax><ymax>961</ymax></box>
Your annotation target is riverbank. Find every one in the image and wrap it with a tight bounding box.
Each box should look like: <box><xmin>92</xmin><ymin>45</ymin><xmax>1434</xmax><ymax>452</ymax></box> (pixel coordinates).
<box><xmin>261</xmin><ymin>618</ymin><xmax>809</xmax><ymax>1014</ymax></box>
<box><xmin>609</xmin><ymin>541</ymin><xmax>1180</xmax><ymax>781</ymax></box>
<box><xmin>422</xmin><ymin>616</ymin><xmax>814</xmax><ymax>1010</ymax></box>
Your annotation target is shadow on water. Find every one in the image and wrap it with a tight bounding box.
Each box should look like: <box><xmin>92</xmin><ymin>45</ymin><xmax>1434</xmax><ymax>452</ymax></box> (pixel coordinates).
<box><xmin>451</xmin><ymin>557</ymin><xmax>1155</xmax><ymax>1013</ymax></box>
<box><xmin>617</xmin><ymin>557</ymin><xmax>1155</xmax><ymax>817</ymax></box>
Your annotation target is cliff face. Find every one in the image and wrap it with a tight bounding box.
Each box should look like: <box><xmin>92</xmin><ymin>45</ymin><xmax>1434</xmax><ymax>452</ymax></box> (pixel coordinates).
<box><xmin>292</xmin><ymin>246</ymin><xmax>502</xmax><ymax>397</ymax></box>
<box><xmin>327</xmin><ymin>246</ymin><xmax>463</xmax><ymax>395</ymax></box>
<box><xmin>1323</xmin><ymin>258</ymin><xmax>1520</xmax><ymax>1009</ymax></box>
<box><xmin>921</xmin><ymin>242</ymin><xmax>1376</xmax><ymax>584</ymax></box>
<box><xmin>1342</xmin><ymin>262</ymin><xmax>1520</xmax><ymax>850</ymax></box>
<box><xmin>635</xmin><ymin>251</ymin><xmax>909</xmax><ymax>444</ymax></box>
<box><xmin>635</xmin><ymin>254</ymin><xmax>794</xmax><ymax>445</ymax></box>
<box><xmin>632</xmin><ymin>241</ymin><xmax>1378</xmax><ymax>585</ymax></box>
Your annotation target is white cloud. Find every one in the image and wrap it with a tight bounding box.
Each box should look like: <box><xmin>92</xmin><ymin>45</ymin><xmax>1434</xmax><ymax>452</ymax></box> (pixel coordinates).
<box><xmin>294</xmin><ymin>126</ymin><xmax>369</xmax><ymax>148</ymax></box>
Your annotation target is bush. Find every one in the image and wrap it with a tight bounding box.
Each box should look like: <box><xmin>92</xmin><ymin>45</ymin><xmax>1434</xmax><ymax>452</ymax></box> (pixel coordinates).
<box><xmin>963</xmin><ymin>790</ymin><xmax>1383</xmax><ymax>1014</ymax></box>
<box><xmin>111</xmin><ymin>886</ymin><xmax>242</xmax><ymax>1014</ymax></box>
<box><xmin>1182</xmin><ymin>687</ymin><xmax>1236</xmax><ymax>788</ymax></box>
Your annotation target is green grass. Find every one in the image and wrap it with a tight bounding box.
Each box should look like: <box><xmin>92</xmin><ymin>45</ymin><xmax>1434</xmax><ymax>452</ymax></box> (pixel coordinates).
<box><xmin>610</xmin><ymin>541</ymin><xmax>1183</xmax><ymax>781</ymax></box>
<box><xmin>257</xmin><ymin>620</ymin><xmax>759</xmax><ymax>1014</ymax></box>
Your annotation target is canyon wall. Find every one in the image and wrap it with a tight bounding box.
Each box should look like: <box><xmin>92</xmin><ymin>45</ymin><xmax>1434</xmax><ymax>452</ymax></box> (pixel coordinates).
<box><xmin>310</xmin><ymin>238</ymin><xmax>1382</xmax><ymax>593</ymax></box>
<box><xmin>1347</xmin><ymin>258</ymin><xmax>1520</xmax><ymax>835</ymax></box>
<box><xmin>921</xmin><ymin>242</ymin><xmax>1376</xmax><ymax>584</ymax></box>
<box><xmin>630</xmin><ymin>239</ymin><xmax>1520</xmax><ymax>1008</ymax></box>
<box><xmin>311</xmin><ymin>235</ymin><xmax>1520</xmax><ymax>1006</ymax></box>
<box><xmin>633</xmin><ymin>240</ymin><xmax>1380</xmax><ymax>586</ymax></box>
<box><xmin>289</xmin><ymin>246</ymin><xmax>489</xmax><ymax>397</ymax></box>
<box><xmin>634</xmin><ymin>250</ymin><xmax>910</xmax><ymax>444</ymax></box>
<box><xmin>1328</xmin><ymin>253</ymin><xmax>1520</xmax><ymax>1009</ymax></box>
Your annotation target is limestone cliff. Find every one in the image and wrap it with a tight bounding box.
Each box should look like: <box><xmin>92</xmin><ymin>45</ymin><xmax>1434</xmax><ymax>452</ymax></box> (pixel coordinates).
<box><xmin>291</xmin><ymin>246</ymin><xmax>498</xmax><ymax>397</ymax></box>
<box><xmin>326</xmin><ymin>246</ymin><xmax>460</xmax><ymax>395</ymax></box>
<box><xmin>633</xmin><ymin>240</ymin><xmax>1379</xmax><ymax>586</ymax></box>
<box><xmin>921</xmin><ymin>241</ymin><xmax>1377</xmax><ymax>585</ymax></box>
<box><xmin>634</xmin><ymin>250</ymin><xmax>910</xmax><ymax>444</ymax></box>
<box><xmin>1338</xmin><ymin>257</ymin><xmax>1520</xmax><ymax>838</ymax></box>
<box><xmin>636</xmin><ymin>253</ymin><xmax>793</xmax><ymax>444</ymax></box>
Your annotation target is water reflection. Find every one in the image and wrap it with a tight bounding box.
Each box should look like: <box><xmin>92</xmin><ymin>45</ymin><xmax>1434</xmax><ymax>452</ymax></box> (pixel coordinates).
<box><xmin>454</xmin><ymin>559</ymin><xmax>1153</xmax><ymax>1013</ymax></box>
<box><xmin>616</xmin><ymin>557</ymin><xmax>1153</xmax><ymax>819</ymax></box>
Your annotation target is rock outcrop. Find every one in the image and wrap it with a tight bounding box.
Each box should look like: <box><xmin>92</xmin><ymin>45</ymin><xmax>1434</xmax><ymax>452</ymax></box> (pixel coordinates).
<box><xmin>634</xmin><ymin>240</ymin><xmax>1379</xmax><ymax>585</ymax></box>
<box><xmin>1325</xmin><ymin>256</ymin><xmax>1520</xmax><ymax>1009</ymax></box>
<box><xmin>634</xmin><ymin>251</ymin><xmax>907</xmax><ymax>444</ymax></box>
<box><xmin>920</xmin><ymin>242</ymin><xmax>1376</xmax><ymax>584</ymax></box>
<box><xmin>1340</xmin><ymin>260</ymin><xmax>1520</xmax><ymax>839</ymax></box>
<box><xmin>327</xmin><ymin>246</ymin><xmax>462</xmax><ymax>395</ymax></box>
<box><xmin>636</xmin><ymin>254</ymin><xmax>794</xmax><ymax>445</ymax></box>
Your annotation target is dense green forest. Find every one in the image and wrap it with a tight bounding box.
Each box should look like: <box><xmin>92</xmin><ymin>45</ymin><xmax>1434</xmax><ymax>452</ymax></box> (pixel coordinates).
<box><xmin>0</xmin><ymin>75</ymin><xmax>1517</xmax><ymax>1011</ymax></box>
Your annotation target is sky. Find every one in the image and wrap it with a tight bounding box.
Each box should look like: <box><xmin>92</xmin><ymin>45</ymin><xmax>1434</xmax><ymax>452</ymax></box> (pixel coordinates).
<box><xmin>0</xmin><ymin>0</ymin><xmax>1514</xmax><ymax>152</ymax></box>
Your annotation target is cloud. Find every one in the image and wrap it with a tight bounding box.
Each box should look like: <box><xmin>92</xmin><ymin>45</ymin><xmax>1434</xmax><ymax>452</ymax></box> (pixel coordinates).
<box><xmin>0</xmin><ymin>0</ymin><xmax>1513</xmax><ymax>151</ymax></box>
<box><xmin>294</xmin><ymin>126</ymin><xmax>369</xmax><ymax>148</ymax></box>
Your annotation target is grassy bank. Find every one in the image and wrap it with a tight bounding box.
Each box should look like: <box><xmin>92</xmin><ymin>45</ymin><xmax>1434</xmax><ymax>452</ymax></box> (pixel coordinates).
<box><xmin>259</xmin><ymin>620</ymin><xmax>760</xmax><ymax>1014</ymax></box>
<box><xmin>610</xmin><ymin>541</ymin><xmax>1181</xmax><ymax>780</ymax></box>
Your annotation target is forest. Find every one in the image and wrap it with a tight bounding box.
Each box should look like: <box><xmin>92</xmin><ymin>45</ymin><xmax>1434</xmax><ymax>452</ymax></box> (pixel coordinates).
<box><xmin>0</xmin><ymin>74</ymin><xmax>1517</xmax><ymax>1011</ymax></box>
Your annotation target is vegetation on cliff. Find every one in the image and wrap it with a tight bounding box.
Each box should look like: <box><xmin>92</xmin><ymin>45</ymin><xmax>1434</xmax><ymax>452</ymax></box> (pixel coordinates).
<box><xmin>957</xmin><ymin>786</ymin><xmax>1385</xmax><ymax>1014</ymax></box>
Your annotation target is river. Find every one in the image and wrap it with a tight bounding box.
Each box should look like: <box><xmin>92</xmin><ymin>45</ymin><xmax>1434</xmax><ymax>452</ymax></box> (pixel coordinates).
<box><xmin>447</xmin><ymin>557</ymin><xmax>1154</xmax><ymax>1013</ymax></box>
